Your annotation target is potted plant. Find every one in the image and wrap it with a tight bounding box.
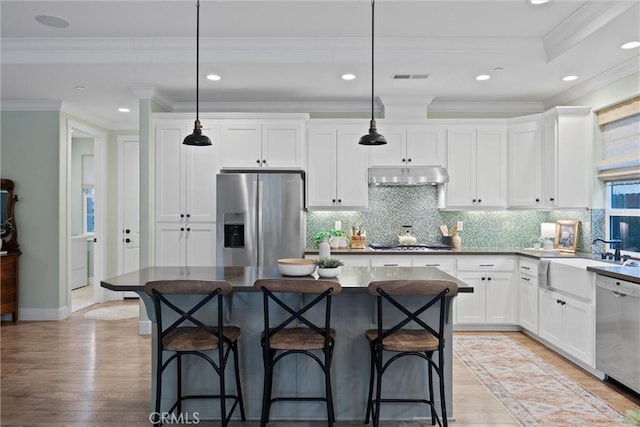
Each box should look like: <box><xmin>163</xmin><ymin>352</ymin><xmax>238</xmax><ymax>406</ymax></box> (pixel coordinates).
<box><xmin>1</xmin><ymin>217</ymin><xmax>13</xmax><ymax>239</ymax></box>
<box><xmin>311</xmin><ymin>229</ymin><xmax>349</xmax><ymax>248</ymax></box>
<box><xmin>313</xmin><ymin>257</ymin><xmax>344</xmax><ymax>278</ymax></box>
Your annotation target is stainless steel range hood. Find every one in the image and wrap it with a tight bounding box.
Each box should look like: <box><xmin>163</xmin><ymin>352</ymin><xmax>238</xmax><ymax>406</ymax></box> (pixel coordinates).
<box><xmin>368</xmin><ymin>166</ymin><xmax>449</xmax><ymax>186</ymax></box>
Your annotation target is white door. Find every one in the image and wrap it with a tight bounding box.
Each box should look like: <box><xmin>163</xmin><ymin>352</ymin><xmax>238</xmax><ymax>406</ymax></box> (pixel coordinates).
<box><xmin>262</xmin><ymin>122</ymin><xmax>304</xmax><ymax>168</ymax></box>
<box><xmin>538</xmin><ymin>288</ymin><xmax>563</xmax><ymax>348</ymax></box>
<box><xmin>406</xmin><ymin>126</ymin><xmax>446</xmax><ymax>166</ymax></box>
<box><xmin>454</xmin><ymin>272</ymin><xmax>486</xmax><ymax>324</ymax></box>
<box><xmin>307</xmin><ymin>127</ymin><xmax>338</xmax><ymax>208</ymax></box>
<box><xmin>562</xmin><ymin>296</ymin><xmax>594</xmax><ymax>366</ymax></box>
<box><xmin>368</xmin><ymin>124</ymin><xmax>405</xmax><ymax>166</ymax></box>
<box><xmin>336</xmin><ymin>127</ymin><xmax>369</xmax><ymax>208</ymax></box>
<box><xmin>219</xmin><ymin>121</ymin><xmax>262</xmax><ymax>168</ymax></box>
<box><xmin>119</xmin><ymin>136</ymin><xmax>140</xmax><ymax>298</ymax></box>
<box><xmin>445</xmin><ymin>127</ymin><xmax>477</xmax><ymax>207</ymax></box>
<box><xmin>485</xmin><ymin>272</ymin><xmax>516</xmax><ymax>324</ymax></box>
<box><xmin>508</xmin><ymin>121</ymin><xmax>542</xmax><ymax>208</ymax></box>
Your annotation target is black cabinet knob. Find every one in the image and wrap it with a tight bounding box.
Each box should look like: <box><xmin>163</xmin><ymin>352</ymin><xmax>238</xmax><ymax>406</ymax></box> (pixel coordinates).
<box><xmin>180</xmin><ymin>214</ymin><xmax>185</xmax><ymax>218</ymax></box>
<box><xmin>407</xmin><ymin>158</ymin><xmax>412</xmax><ymax>162</ymax></box>
<box><xmin>186</xmin><ymin>227</ymin><xmax>191</xmax><ymax>232</ymax></box>
<box><xmin>256</xmin><ymin>159</ymin><xmax>260</xmax><ymax>164</ymax></box>
<box><xmin>556</xmin><ymin>299</ymin><xmax>561</xmax><ymax>304</ymax></box>
<box><xmin>186</xmin><ymin>214</ymin><xmax>191</xmax><ymax>218</ymax></box>
<box><xmin>180</xmin><ymin>227</ymin><xmax>185</xmax><ymax>231</ymax></box>
<box><xmin>487</xmin><ymin>277</ymin><xmax>492</xmax><ymax>281</ymax></box>
<box><xmin>472</xmin><ymin>199</ymin><xmax>477</xmax><ymax>203</ymax></box>
<box><xmin>262</xmin><ymin>159</ymin><xmax>266</xmax><ymax>163</ymax></box>
<box><xmin>401</xmin><ymin>158</ymin><xmax>406</xmax><ymax>162</ymax></box>
<box><xmin>125</xmin><ymin>229</ymin><xmax>130</xmax><ymax>234</ymax></box>
<box><xmin>332</xmin><ymin>199</ymin><xmax>336</xmax><ymax>203</ymax></box>
<box><xmin>478</xmin><ymin>199</ymin><xmax>482</xmax><ymax>203</ymax></box>
<box><xmin>125</xmin><ymin>238</ymin><xmax>131</xmax><ymax>243</ymax></box>
<box><xmin>550</xmin><ymin>197</ymin><xmax>555</xmax><ymax>201</ymax></box>
<box><xmin>535</xmin><ymin>198</ymin><xmax>540</xmax><ymax>202</ymax></box>
<box><xmin>337</xmin><ymin>199</ymin><xmax>342</xmax><ymax>203</ymax></box>
<box><xmin>481</xmin><ymin>277</ymin><xmax>486</xmax><ymax>281</ymax></box>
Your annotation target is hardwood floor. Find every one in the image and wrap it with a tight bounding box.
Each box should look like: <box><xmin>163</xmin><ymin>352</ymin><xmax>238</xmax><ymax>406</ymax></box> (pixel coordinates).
<box><xmin>1</xmin><ymin>302</ymin><xmax>638</xmax><ymax>426</ymax></box>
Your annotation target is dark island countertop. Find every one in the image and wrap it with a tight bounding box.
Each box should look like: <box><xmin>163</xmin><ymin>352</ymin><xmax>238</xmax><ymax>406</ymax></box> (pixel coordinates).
<box><xmin>101</xmin><ymin>266</ymin><xmax>473</xmax><ymax>294</ymax></box>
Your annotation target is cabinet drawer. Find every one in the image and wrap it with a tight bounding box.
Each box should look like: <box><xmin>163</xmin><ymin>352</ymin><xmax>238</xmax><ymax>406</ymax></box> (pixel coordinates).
<box><xmin>1</xmin><ymin>257</ymin><xmax>17</xmax><ymax>279</ymax></box>
<box><xmin>412</xmin><ymin>256</ymin><xmax>455</xmax><ymax>273</ymax></box>
<box><xmin>371</xmin><ymin>256</ymin><xmax>412</xmax><ymax>267</ymax></box>
<box><xmin>519</xmin><ymin>258</ymin><xmax>539</xmax><ymax>277</ymax></box>
<box><xmin>457</xmin><ymin>256</ymin><xmax>515</xmax><ymax>272</ymax></box>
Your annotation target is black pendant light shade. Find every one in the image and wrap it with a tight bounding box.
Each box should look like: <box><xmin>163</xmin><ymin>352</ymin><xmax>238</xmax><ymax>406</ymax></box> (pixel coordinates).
<box><xmin>183</xmin><ymin>1</ymin><xmax>211</xmax><ymax>146</ymax></box>
<box><xmin>359</xmin><ymin>0</ymin><xmax>386</xmax><ymax>146</ymax></box>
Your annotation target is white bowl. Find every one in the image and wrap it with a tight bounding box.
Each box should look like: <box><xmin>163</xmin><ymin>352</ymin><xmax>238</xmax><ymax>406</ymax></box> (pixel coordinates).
<box><xmin>277</xmin><ymin>258</ymin><xmax>316</xmax><ymax>276</ymax></box>
<box><xmin>317</xmin><ymin>266</ymin><xmax>341</xmax><ymax>278</ymax></box>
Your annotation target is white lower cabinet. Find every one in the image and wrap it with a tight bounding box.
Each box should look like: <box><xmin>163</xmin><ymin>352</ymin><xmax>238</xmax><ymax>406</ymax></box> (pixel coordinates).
<box><xmin>155</xmin><ymin>222</ymin><xmax>216</xmax><ymax>267</ymax></box>
<box><xmin>370</xmin><ymin>256</ymin><xmax>413</xmax><ymax>267</ymax></box>
<box><xmin>518</xmin><ymin>258</ymin><xmax>539</xmax><ymax>334</ymax></box>
<box><xmin>412</xmin><ymin>256</ymin><xmax>455</xmax><ymax>274</ymax></box>
<box><xmin>454</xmin><ymin>256</ymin><xmax>517</xmax><ymax>325</ymax></box>
<box><xmin>538</xmin><ymin>287</ymin><xmax>594</xmax><ymax>367</ymax></box>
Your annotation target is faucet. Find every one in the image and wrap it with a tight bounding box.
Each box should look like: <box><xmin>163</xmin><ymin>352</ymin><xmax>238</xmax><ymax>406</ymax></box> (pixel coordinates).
<box><xmin>593</xmin><ymin>238</ymin><xmax>623</xmax><ymax>261</ymax></box>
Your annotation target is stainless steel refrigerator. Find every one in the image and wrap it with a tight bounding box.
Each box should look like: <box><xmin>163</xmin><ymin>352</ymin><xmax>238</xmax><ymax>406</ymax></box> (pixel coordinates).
<box><xmin>216</xmin><ymin>170</ymin><xmax>306</xmax><ymax>267</ymax></box>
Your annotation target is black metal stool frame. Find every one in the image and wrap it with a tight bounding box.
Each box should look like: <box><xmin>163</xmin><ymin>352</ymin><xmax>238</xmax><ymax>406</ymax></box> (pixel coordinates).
<box><xmin>147</xmin><ymin>281</ymin><xmax>246</xmax><ymax>426</ymax></box>
<box><xmin>256</xmin><ymin>280</ymin><xmax>338</xmax><ymax>427</ymax></box>
<box><xmin>365</xmin><ymin>284</ymin><xmax>451</xmax><ymax>427</ymax></box>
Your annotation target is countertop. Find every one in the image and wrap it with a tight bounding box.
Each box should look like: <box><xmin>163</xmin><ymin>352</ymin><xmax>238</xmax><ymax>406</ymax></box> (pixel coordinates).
<box><xmin>305</xmin><ymin>247</ymin><xmax>587</xmax><ymax>260</ymax></box>
<box><xmin>101</xmin><ymin>266</ymin><xmax>474</xmax><ymax>294</ymax></box>
<box><xmin>586</xmin><ymin>265</ymin><xmax>640</xmax><ymax>284</ymax></box>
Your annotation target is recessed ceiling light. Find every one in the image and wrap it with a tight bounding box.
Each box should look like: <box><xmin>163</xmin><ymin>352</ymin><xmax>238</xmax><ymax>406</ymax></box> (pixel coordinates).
<box><xmin>75</xmin><ymin>85</ymin><xmax>86</xmax><ymax>91</ymax></box>
<box><xmin>341</xmin><ymin>73</ymin><xmax>356</xmax><ymax>81</ymax></box>
<box><xmin>528</xmin><ymin>0</ymin><xmax>550</xmax><ymax>4</ymax></box>
<box><xmin>562</xmin><ymin>75</ymin><xmax>578</xmax><ymax>81</ymax></box>
<box><xmin>118</xmin><ymin>107</ymin><xmax>130</xmax><ymax>113</ymax></box>
<box><xmin>475</xmin><ymin>74</ymin><xmax>491</xmax><ymax>81</ymax></box>
<box><xmin>35</xmin><ymin>15</ymin><xmax>70</xmax><ymax>28</ymax></box>
<box><xmin>620</xmin><ymin>41</ymin><xmax>640</xmax><ymax>50</ymax></box>
<box><xmin>206</xmin><ymin>74</ymin><xmax>221</xmax><ymax>81</ymax></box>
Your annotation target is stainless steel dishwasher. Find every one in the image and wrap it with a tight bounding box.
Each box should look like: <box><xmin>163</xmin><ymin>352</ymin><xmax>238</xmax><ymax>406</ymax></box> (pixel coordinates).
<box><xmin>595</xmin><ymin>274</ymin><xmax>640</xmax><ymax>394</ymax></box>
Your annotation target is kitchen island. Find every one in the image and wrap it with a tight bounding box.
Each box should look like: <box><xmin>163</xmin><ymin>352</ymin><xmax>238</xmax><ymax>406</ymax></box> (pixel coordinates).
<box><xmin>101</xmin><ymin>266</ymin><xmax>471</xmax><ymax>422</ymax></box>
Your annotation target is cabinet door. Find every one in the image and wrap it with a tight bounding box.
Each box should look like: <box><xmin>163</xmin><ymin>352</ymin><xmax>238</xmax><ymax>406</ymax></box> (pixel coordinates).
<box><xmin>219</xmin><ymin>121</ymin><xmax>262</xmax><ymax>168</ymax></box>
<box><xmin>155</xmin><ymin>223</ymin><xmax>186</xmax><ymax>266</ymax></box>
<box><xmin>336</xmin><ymin>127</ymin><xmax>369</xmax><ymax>208</ymax></box>
<box><xmin>485</xmin><ymin>272</ymin><xmax>516</xmax><ymax>324</ymax></box>
<box><xmin>446</xmin><ymin>127</ymin><xmax>477</xmax><ymax>207</ymax></box>
<box><xmin>518</xmin><ymin>277</ymin><xmax>538</xmax><ymax>334</ymax></box>
<box><xmin>508</xmin><ymin>121</ymin><xmax>543</xmax><ymax>208</ymax></box>
<box><xmin>542</xmin><ymin>116</ymin><xmax>558</xmax><ymax>208</ymax></box>
<box><xmin>368</xmin><ymin>124</ymin><xmax>405</xmax><ymax>166</ymax></box>
<box><xmin>562</xmin><ymin>296</ymin><xmax>594</xmax><ymax>366</ymax></box>
<box><xmin>538</xmin><ymin>288</ymin><xmax>563</xmax><ymax>348</ymax></box>
<box><xmin>185</xmin><ymin>223</ymin><xmax>216</xmax><ymax>267</ymax></box>
<box><xmin>454</xmin><ymin>272</ymin><xmax>486</xmax><ymax>324</ymax></box>
<box><xmin>307</xmin><ymin>127</ymin><xmax>337</xmax><ymax>208</ymax></box>
<box><xmin>262</xmin><ymin>121</ymin><xmax>304</xmax><ymax>168</ymax></box>
<box><xmin>406</xmin><ymin>126</ymin><xmax>446</xmax><ymax>166</ymax></box>
<box><xmin>475</xmin><ymin>126</ymin><xmax>507</xmax><ymax>208</ymax></box>
<box><xmin>184</xmin><ymin>130</ymin><xmax>216</xmax><ymax>222</ymax></box>
<box><xmin>155</xmin><ymin>122</ymin><xmax>186</xmax><ymax>222</ymax></box>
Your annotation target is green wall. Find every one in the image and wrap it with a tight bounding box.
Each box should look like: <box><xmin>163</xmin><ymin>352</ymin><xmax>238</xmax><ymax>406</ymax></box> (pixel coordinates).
<box><xmin>0</xmin><ymin>111</ymin><xmax>61</xmax><ymax>312</ymax></box>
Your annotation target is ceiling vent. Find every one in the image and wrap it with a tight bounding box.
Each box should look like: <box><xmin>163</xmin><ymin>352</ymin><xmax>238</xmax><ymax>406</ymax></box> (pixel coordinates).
<box><xmin>391</xmin><ymin>74</ymin><xmax>430</xmax><ymax>80</ymax></box>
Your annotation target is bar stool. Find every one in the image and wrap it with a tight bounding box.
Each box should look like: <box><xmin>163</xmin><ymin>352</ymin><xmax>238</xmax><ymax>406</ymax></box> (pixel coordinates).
<box><xmin>254</xmin><ymin>278</ymin><xmax>342</xmax><ymax>427</ymax></box>
<box><xmin>364</xmin><ymin>279</ymin><xmax>458</xmax><ymax>427</ymax></box>
<box><xmin>145</xmin><ymin>280</ymin><xmax>246</xmax><ymax>426</ymax></box>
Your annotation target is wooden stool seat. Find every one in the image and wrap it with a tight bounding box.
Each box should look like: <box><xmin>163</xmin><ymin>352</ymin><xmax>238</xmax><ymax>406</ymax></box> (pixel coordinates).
<box><xmin>365</xmin><ymin>329</ymin><xmax>439</xmax><ymax>353</ymax></box>
<box><xmin>163</xmin><ymin>326</ymin><xmax>242</xmax><ymax>352</ymax></box>
<box><xmin>268</xmin><ymin>327</ymin><xmax>337</xmax><ymax>350</ymax></box>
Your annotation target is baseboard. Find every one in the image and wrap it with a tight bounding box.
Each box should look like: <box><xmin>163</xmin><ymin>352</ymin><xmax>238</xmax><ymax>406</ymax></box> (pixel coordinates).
<box><xmin>453</xmin><ymin>324</ymin><xmax>521</xmax><ymax>332</ymax></box>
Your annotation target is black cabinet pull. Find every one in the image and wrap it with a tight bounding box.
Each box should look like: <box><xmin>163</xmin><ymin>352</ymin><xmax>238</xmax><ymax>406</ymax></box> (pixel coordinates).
<box><xmin>550</xmin><ymin>197</ymin><xmax>555</xmax><ymax>201</ymax></box>
<box><xmin>407</xmin><ymin>158</ymin><xmax>412</xmax><ymax>162</ymax></box>
<box><xmin>180</xmin><ymin>214</ymin><xmax>185</xmax><ymax>218</ymax></box>
<box><xmin>186</xmin><ymin>227</ymin><xmax>191</xmax><ymax>232</ymax></box>
<box><xmin>262</xmin><ymin>159</ymin><xmax>266</xmax><ymax>163</ymax></box>
<box><xmin>125</xmin><ymin>229</ymin><xmax>131</xmax><ymax>234</ymax></box>
<box><xmin>535</xmin><ymin>198</ymin><xmax>540</xmax><ymax>202</ymax></box>
<box><xmin>186</xmin><ymin>213</ymin><xmax>191</xmax><ymax>218</ymax></box>
<box><xmin>256</xmin><ymin>159</ymin><xmax>260</xmax><ymax>164</ymax></box>
<box><xmin>125</xmin><ymin>238</ymin><xmax>131</xmax><ymax>243</ymax></box>
<box><xmin>481</xmin><ymin>277</ymin><xmax>486</xmax><ymax>281</ymax></box>
<box><xmin>487</xmin><ymin>277</ymin><xmax>492</xmax><ymax>281</ymax></box>
<box><xmin>478</xmin><ymin>199</ymin><xmax>482</xmax><ymax>203</ymax></box>
<box><xmin>180</xmin><ymin>227</ymin><xmax>185</xmax><ymax>231</ymax></box>
<box><xmin>401</xmin><ymin>158</ymin><xmax>406</xmax><ymax>162</ymax></box>
<box><xmin>556</xmin><ymin>299</ymin><xmax>561</xmax><ymax>304</ymax></box>
<box><xmin>472</xmin><ymin>199</ymin><xmax>477</xmax><ymax>203</ymax></box>
<box><xmin>337</xmin><ymin>199</ymin><xmax>342</xmax><ymax>203</ymax></box>
<box><xmin>332</xmin><ymin>199</ymin><xmax>336</xmax><ymax>203</ymax></box>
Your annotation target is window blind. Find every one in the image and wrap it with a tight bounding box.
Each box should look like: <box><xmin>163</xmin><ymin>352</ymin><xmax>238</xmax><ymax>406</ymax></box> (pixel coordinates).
<box><xmin>597</xmin><ymin>97</ymin><xmax>640</xmax><ymax>181</ymax></box>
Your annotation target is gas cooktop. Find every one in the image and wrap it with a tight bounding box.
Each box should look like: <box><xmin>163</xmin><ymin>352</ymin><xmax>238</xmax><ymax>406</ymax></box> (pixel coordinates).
<box><xmin>368</xmin><ymin>242</ymin><xmax>451</xmax><ymax>251</ymax></box>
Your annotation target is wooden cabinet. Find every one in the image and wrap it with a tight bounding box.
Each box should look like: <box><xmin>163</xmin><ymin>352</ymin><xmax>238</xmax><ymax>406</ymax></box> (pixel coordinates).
<box><xmin>539</xmin><ymin>287</ymin><xmax>594</xmax><ymax>366</ymax></box>
<box><xmin>454</xmin><ymin>256</ymin><xmax>516</xmax><ymax>325</ymax></box>
<box><xmin>445</xmin><ymin>125</ymin><xmax>507</xmax><ymax>209</ymax></box>
<box><xmin>218</xmin><ymin>119</ymin><xmax>306</xmax><ymax>169</ymax></box>
<box><xmin>518</xmin><ymin>258</ymin><xmax>539</xmax><ymax>334</ymax></box>
<box><xmin>307</xmin><ymin>125</ymin><xmax>369</xmax><ymax>209</ymax></box>
<box><xmin>1</xmin><ymin>252</ymin><xmax>19</xmax><ymax>322</ymax></box>
<box><xmin>369</xmin><ymin>123</ymin><xmax>446</xmax><ymax>167</ymax></box>
<box><xmin>507</xmin><ymin>107</ymin><xmax>591</xmax><ymax>209</ymax></box>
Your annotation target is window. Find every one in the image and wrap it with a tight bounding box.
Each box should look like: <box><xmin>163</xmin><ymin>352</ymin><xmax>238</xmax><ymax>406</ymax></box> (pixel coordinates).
<box><xmin>83</xmin><ymin>188</ymin><xmax>95</xmax><ymax>235</ymax></box>
<box><xmin>606</xmin><ymin>180</ymin><xmax>640</xmax><ymax>256</ymax></box>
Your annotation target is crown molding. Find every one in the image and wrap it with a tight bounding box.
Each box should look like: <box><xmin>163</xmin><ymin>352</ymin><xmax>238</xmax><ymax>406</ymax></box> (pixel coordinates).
<box><xmin>428</xmin><ymin>101</ymin><xmax>544</xmax><ymax>115</ymax></box>
<box><xmin>544</xmin><ymin>1</ymin><xmax>636</xmax><ymax>62</ymax></box>
<box><xmin>172</xmin><ymin>100</ymin><xmax>372</xmax><ymax>114</ymax></box>
<box><xmin>544</xmin><ymin>57</ymin><xmax>640</xmax><ymax>109</ymax></box>
<box><xmin>0</xmin><ymin>100</ymin><xmax>62</xmax><ymax>111</ymax></box>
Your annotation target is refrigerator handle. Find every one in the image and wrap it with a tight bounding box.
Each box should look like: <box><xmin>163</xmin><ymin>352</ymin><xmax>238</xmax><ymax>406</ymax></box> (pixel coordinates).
<box><xmin>257</xmin><ymin>179</ymin><xmax>263</xmax><ymax>266</ymax></box>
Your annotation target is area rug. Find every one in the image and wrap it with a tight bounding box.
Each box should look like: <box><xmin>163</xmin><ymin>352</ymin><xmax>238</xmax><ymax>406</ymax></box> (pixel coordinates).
<box><xmin>454</xmin><ymin>335</ymin><xmax>627</xmax><ymax>426</ymax></box>
<box><xmin>84</xmin><ymin>304</ymin><xmax>139</xmax><ymax>320</ymax></box>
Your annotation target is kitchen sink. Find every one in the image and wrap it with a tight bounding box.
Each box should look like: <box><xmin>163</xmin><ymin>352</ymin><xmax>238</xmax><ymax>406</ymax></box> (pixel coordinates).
<box><xmin>547</xmin><ymin>258</ymin><xmax>613</xmax><ymax>299</ymax></box>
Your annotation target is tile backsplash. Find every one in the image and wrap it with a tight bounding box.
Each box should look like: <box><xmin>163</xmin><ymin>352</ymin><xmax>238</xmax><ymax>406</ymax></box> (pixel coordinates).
<box><xmin>307</xmin><ymin>186</ymin><xmax>601</xmax><ymax>253</ymax></box>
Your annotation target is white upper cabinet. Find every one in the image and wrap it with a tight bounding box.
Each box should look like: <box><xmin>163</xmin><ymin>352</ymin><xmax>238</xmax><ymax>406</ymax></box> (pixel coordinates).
<box><xmin>154</xmin><ymin>119</ymin><xmax>217</xmax><ymax>223</ymax></box>
<box><xmin>218</xmin><ymin>118</ymin><xmax>306</xmax><ymax>169</ymax></box>
<box><xmin>508</xmin><ymin>120</ymin><xmax>543</xmax><ymax>208</ymax></box>
<box><xmin>307</xmin><ymin>124</ymin><xmax>369</xmax><ymax>209</ymax></box>
<box><xmin>507</xmin><ymin>107</ymin><xmax>591</xmax><ymax>209</ymax></box>
<box><xmin>445</xmin><ymin>125</ymin><xmax>507</xmax><ymax>209</ymax></box>
<box><xmin>369</xmin><ymin>123</ymin><xmax>447</xmax><ymax>167</ymax></box>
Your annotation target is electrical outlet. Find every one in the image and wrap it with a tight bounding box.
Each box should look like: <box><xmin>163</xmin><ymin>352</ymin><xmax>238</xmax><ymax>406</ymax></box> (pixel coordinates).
<box><xmin>457</xmin><ymin>220</ymin><xmax>464</xmax><ymax>231</ymax></box>
<box><xmin>334</xmin><ymin>220</ymin><xmax>342</xmax><ymax>231</ymax></box>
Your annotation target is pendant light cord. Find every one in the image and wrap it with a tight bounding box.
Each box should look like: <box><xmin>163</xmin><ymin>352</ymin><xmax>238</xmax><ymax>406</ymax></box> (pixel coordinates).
<box><xmin>196</xmin><ymin>0</ymin><xmax>201</xmax><ymax>122</ymax></box>
<box><xmin>371</xmin><ymin>0</ymin><xmax>375</xmax><ymax>121</ymax></box>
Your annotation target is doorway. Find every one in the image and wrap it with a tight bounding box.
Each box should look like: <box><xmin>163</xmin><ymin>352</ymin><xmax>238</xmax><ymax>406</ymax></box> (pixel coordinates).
<box><xmin>66</xmin><ymin>120</ymin><xmax>110</xmax><ymax>314</ymax></box>
<box><xmin>117</xmin><ymin>135</ymin><xmax>140</xmax><ymax>299</ymax></box>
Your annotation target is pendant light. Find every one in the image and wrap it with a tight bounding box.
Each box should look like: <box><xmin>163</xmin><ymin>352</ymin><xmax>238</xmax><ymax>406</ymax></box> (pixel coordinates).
<box><xmin>359</xmin><ymin>0</ymin><xmax>386</xmax><ymax>146</ymax></box>
<box><xmin>183</xmin><ymin>0</ymin><xmax>212</xmax><ymax>146</ymax></box>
